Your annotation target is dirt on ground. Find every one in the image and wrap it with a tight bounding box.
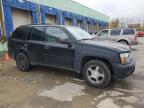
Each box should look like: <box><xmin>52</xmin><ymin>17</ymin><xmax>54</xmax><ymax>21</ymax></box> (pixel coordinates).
<box><xmin>0</xmin><ymin>38</ymin><xmax>144</xmax><ymax>108</ymax></box>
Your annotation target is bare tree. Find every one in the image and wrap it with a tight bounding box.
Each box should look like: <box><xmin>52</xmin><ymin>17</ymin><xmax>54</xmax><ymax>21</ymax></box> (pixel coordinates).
<box><xmin>110</xmin><ymin>19</ymin><xmax>120</xmax><ymax>29</ymax></box>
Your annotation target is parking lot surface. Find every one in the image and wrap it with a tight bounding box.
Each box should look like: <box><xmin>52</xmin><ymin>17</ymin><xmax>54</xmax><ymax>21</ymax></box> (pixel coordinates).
<box><xmin>0</xmin><ymin>38</ymin><xmax>144</xmax><ymax>108</ymax></box>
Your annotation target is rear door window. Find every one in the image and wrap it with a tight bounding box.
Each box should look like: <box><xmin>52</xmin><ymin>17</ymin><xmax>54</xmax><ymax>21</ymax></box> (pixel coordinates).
<box><xmin>25</xmin><ymin>27</ymin><xmax>32</xmax><ymax>40</ymax></box>
<box><xmin>122</xmin><ymin>29</ymin><xmax>135</xmax><ymax>35</ymax></box>
<box><xmin>31</xmin><ymin>26</ymin><xmax>45</xmax><ymax>41</ymax></box>
<box><xmin>110</xmin><ymin>29</ymin><xmax>121</xmax><ymax>36</ymax></box>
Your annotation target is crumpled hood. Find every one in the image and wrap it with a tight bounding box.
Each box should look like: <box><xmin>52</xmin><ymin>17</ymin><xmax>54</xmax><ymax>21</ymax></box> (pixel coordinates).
<box><xmin>80</xmin><ymin>40</ymin><xmax>130</xmax><ymax>52</ymax></box>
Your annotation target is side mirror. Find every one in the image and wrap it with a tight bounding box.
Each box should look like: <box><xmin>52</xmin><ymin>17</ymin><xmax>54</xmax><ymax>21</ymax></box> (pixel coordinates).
<box><xmin>61</xmin><ymin>39</ymin><xmax>70</xmax><ymax>44</ymax></box>
<box><xmin>61</xmin><ymin>39</ymin><xmax>72</xmax><ymax>47</ymax></box>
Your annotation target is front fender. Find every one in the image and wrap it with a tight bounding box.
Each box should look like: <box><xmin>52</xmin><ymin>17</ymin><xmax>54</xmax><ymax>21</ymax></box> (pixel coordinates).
<box><xmin>74</xmin><ymin>49</ymin><xmax>119</xmax><ymax>73</ymax></box>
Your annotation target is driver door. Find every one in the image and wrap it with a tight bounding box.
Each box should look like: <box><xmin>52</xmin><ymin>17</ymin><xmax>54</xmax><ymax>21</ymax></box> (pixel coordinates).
<box><xmin>42</xmin><ymin>27</ymin><xmax>75</xmax><ymax>69</ymax></box>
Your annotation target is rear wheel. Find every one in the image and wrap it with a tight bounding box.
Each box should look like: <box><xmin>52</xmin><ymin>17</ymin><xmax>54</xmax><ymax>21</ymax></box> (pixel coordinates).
<box><xmin>119</xmin><ymin>40</ymin><xmax>129</xmax><ymax>45</ymax></box>
<box><xmin>16</xmin><ymin>53</ymin><xmax>30</xmax><ymax>72</ymax></box>
<box><xmin>82</xmin><ymin>60</ymin><xmax>111</xmax><ymax>88</ymax></box>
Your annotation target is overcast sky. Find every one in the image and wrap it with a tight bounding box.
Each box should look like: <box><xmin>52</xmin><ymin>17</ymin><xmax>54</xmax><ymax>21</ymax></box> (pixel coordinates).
<box><xmin>73</xmin><ymin>0</ymin><xmax>144</xmax><ymax>21</ymax></box>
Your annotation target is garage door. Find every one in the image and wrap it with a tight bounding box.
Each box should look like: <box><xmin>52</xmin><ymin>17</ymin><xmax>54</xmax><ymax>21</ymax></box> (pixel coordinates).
<box><xmin>87</xmin><ymin>22</ymin><xmax>91</xmax><ymax>33</ymax></box>
<box><xmin>65</xmin><ymin>18</ymin><xmax>72</xmax><ymax>26</ymax></box>
<box><xmin>77</xmin><ymin>20</ymin><xmax>83</xmax><ymax>28</ymax></box>
<box><xmin>0</xmin><ymin>21</ymin><xmax>1</xmax><ymax>37</ymax></box>
<box><xmin>46</xmin><ymin>15</ymin><xmax>57</xmax><ymax>25</ymax></box>
<box><xmin>94</xmin><ymin>24</ymin><xmax>97</xmax><ymax>33</ymax></box>
<box><xmin>12</xmin><ymin>8</ymin><xmax>32</xmax><ymax>29</ymax></box>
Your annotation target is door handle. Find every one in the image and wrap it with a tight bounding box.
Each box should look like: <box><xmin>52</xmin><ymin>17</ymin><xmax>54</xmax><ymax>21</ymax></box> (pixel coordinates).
<box><xmin>44</xmin><ymin>46</ymin><xmax>50</xmax><ymax>49</ymax></box>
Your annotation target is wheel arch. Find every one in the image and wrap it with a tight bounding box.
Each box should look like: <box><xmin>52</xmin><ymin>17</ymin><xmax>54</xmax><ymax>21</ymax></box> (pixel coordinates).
<box><xmin>80</xmin><ymin>56</ymin><xmax>113</xmax><ymax>75</ymax></box>
<box><xmin>14</xmin><ymin>49</ymin><xmax>29</xmax><ymax>60</ymax></box>
<box><xmin>117</xmin><ymin>39</ymin><xmax>130</xmax><ymax>45</ymax></box>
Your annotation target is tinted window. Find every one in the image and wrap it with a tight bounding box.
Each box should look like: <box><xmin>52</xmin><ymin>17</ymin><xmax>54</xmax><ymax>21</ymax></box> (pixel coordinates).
<box><xmin>123</xmin><ymin>29</ymin><xmax>135</xmax><ymax>35</ymax></box>
<box><xmin>110</xmin><ymin>29</ymin><xmax>121</xmax><ymax>36</ymax></box>
<box><xmin>45</xmin><ymin>27</ymin><xmax>69</xmax><ymax>44</ymax></box>
<box><xmin>26</xmin><ymin>27</ymin><xmax>32</xmax><ymax>40</ymax></box>
<box><xmin>31</xmin><ymin>27</ymin><xmax>44</xmax><ymax>41</ymax></box>
<box><xmin>12</xmin><ymin>28</ymin><xmax>25</xmax><ymax>40</ymax></box>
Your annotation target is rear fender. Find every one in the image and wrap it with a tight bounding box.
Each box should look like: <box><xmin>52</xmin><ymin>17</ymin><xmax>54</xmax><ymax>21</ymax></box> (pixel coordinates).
<box><xmin>117</xmin><ymin>38</ymin><xmax>130</xmax><ymax>44</ymax></box>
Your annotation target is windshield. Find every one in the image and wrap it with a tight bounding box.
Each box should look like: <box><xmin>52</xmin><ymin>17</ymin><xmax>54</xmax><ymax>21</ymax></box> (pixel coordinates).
<box><xmin>66</xmin><ymin>27</ymin><xmax>94</xmax><ymax>40</ymax></box>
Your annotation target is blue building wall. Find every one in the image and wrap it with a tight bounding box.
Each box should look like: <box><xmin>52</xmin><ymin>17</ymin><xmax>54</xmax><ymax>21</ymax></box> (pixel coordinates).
<box><xmin>2</xmin><ymin>0</ymin><xmax>38</xmax><ymax>37</ymax></box>
<box><xmin>2</xmin><ymin>0</ymin><xmax>108</xmax><ymax>37</ymax></box>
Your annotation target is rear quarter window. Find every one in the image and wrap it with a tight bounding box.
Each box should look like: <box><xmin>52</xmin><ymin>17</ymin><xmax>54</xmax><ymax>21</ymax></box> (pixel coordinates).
<box><xmin>12</xmin><ymin>28</ymin><xmax>25</xmax><ymax>40</ymax></box>
<box><xmin>122</xmin><ymin>29</ymin><xmax>135</xmax><ymax>35</ymax></box>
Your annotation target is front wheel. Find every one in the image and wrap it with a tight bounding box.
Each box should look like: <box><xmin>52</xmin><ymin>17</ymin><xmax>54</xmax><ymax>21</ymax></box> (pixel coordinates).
<box><xmin>16</xmin><ymin>53</ymin><xmax>30</xmax><ymax>72</ymax></box>
<box><xmin>82</xmin><ymin>60</ymin><xmax>111</xmax><ymax>88</ymax></box>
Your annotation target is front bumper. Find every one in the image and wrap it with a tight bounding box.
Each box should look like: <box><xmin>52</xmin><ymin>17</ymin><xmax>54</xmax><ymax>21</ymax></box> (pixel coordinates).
<box><xmin>112</xmin><ymin>59</ymin><xmax>135</xmax><ymax>79</ymax></box>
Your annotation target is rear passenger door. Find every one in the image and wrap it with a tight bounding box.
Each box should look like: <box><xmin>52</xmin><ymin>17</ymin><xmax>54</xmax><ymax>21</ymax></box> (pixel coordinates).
<box><xmin>25</xmin><ymin>26</ymin><xmax>45</xmax><ymax>65</ymax></box>
<box><xmin>42</xmin><ymin>27</ymin><xmax>75</xmax><ymax>69</ymax></box>
<box><xmin>109</xmin><ymin>29</ymin><xmax>121</xmax><ymax>41</ymax></box>
<box><xmin>9</xmin><ymin>27</ymin><xmax>28</xmax><ymax>57</ymax></box>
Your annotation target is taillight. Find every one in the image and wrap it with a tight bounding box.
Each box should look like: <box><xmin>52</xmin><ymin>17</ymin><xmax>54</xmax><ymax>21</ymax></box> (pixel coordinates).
<box><xmin>135</xmin><ymin>34</ymin><xmax>138</xmax><ymax>42</ymax></box>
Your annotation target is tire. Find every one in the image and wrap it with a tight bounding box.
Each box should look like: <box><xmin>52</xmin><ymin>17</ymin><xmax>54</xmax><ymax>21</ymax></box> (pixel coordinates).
<box><xmin>16</xmin><ymin>53</ymin><xmax>30</xmax><ymax>72</ymax></box>
<box><xmin>82</xmin><ymin>60</ymin><xmax>111</xmax><ymax>88</ymax></box>
<box><xmin>119</xmin><ymin>40</ymin><xmax>129</xmax><ymax>45</ymax></box>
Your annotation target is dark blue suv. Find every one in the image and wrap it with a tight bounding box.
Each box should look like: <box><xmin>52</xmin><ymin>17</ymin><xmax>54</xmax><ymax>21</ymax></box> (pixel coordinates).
<box><xmin>8</xmin><ymin>25</ymin><xmax>135</xmax><ymax>88</ymax></box>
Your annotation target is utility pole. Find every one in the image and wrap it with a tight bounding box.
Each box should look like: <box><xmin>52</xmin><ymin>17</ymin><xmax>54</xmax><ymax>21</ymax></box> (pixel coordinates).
<box><xmin>0</xmin><ymin>0</ymin><xmax>6</xmax><ymax>39</ymax></box>
<box><xmin>108</xmin><ymin>19</ymin><xmax>111</xmax><ymax>29</ymax></box>
<box><xmin>37</xmin><ymin>0</ymin><xmax>41</xmax><ymax>24</ymax></box>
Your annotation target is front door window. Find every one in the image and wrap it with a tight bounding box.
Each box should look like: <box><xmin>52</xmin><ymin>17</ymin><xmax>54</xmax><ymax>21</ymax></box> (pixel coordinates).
<box><xmin>45</xmin><ymin>27</ymin><xmax>70</xmax><ymax>45</ymax></box>
<box><xmin>98</xmin><ymin>30</ymin><xmax>109</xmax><ymax>37</ymax></box>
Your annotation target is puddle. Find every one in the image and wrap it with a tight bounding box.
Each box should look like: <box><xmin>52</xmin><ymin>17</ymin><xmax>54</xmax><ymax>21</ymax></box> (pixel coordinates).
<box><xmin>115</xmin><ymin>88</ymin><xmax>142</xmax><ymax>93</ymax></box>
<box><xmin>65</xmin><ymin>77</ymin><xmax>85</xmax><ymax>83</ymax></box>
<box><xmin>94</xmin><ymin>91</ymin><xmax>110</xmax><ymax>101</ymax></box>
<box><xmin>97</xmin><ymin>91</ymin><xmax>108</xmax><ymax>98</ymax></box>
<box><xmin>94</xmin><ymin>90</ymin><xmax>124</xmax><ymax>101</ymax></box>
<box><xmin>37</xmin><ymin>82</ymin><xmax>86</xmax><ymax>102</ymax></box>
<box><xmin>115</xmin><ymin>96</ymin><xmax>138</xmax><ymax>104</ymax></box>
<box><xmin>110</xmin><ymin>91</ymin><xmax>124</xmax><ymax>97</ymax></box>
<box><xmin>96</xmin><ymin>98</ymin><xmax>120</xmax><ymax>108</ymax></box>
<box><xmin>95</xmin><ymin>88</ymin><xmax>141</xmax><ymax>108</ymax></box>
<box><xmin>123</xmin><ymin>105</ymin><xmax>134</xmax><ymax>108</ymax></box>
